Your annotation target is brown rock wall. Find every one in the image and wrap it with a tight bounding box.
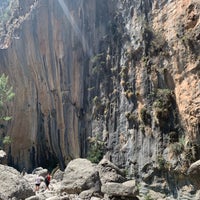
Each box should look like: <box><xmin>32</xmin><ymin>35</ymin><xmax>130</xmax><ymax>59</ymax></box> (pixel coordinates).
<box><xmin>0</xmin><ymin>0</ymin><xmax>111</xmax><ymax>171</ymax></box>
<box><xmin>152</xmin><ymin>0</ymin><xmax>200</xmax><ymax>142</ymax></box>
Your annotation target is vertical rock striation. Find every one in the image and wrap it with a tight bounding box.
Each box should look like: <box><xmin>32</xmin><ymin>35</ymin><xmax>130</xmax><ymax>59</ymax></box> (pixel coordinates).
<box><xmin>0</xmin><ymin>0</ymin><xmax>199</xmax><ymax>198</ymax></box>
<box><xmin>0</xmin><ymin>0</ymin><xmax>113</xmax><ymax>171</ymax></box>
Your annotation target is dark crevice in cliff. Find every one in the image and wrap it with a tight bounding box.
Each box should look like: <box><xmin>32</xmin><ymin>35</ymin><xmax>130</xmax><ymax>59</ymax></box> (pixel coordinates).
<box><xmin>47</xmin><ymin>113</ymin><xmax>65</xmax><ymax>171</ymax></box>
<box><xmin>140</xmin><ymin>0</ymin><xmax>153</xmax><ymax>21</ymax></box>
<box><xmin>36</xmin><ymin>103</ymin><xmax>59</xmax><ymax>171</ymax></box>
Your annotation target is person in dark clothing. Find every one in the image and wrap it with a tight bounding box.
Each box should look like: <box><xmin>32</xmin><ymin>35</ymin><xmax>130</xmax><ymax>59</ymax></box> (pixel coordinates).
<box><xmin>44</xmin><ymin>172</ymin><xmax>51</xmax><ymax>190</ymax></box>
<box><xmin>21</xmin><ymin>168</ymin><xmax>26</xmax><ymax>176</ymax></box>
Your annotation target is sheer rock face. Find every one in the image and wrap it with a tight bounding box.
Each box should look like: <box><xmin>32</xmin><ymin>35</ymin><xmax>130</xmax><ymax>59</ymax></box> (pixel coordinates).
<box><xmin>0</xmin><ymin>1</ymin><xmax>199</xmax><ymax>196</ymax></box>
<box><xmin>0</xmin><ymin>0</ymin><xmax>113</xmax><ymax>170</ymax></box>
<box><xmin>152</xmin><ymin>0</ymin><xmax>200</xmax><ymax>142</ymax></box>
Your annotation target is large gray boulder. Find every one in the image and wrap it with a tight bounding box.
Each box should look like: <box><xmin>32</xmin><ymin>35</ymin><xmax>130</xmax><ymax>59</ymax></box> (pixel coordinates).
<box><xmin>188</xmin><ymin>160</ymin><xmax>200</xmax><ymax>189</ymax></box>
<box><xmin>101</xmin><ymin>180</ymin><xmax>139</xmax><ymax>198</ymax></box>
<box><xmin>0</xmin><ymin>164</ymin><xmax>34</xmax><ymax>199</ymax></box>
<box><xmin>32</xmin><ymin>167</ymin><xmax>48</xmax><ymax>177</ymax></box>
<box><xmin>60</xmin><ymin>158</ymin><xmax>101</xmax><ymax>194</ymax></box>
<box><xmin>0</xmin><ymin>150</ymin><xmax>6</xmax><ymax>158</ymax></box>
<box><xmin>52</xmin><ymin>168</ymin><xmax>64</xmax><ymax>181</ymax></box>
<box><xmin>98</xmin><ymin>158</ymin><xmax>126</xmax><ymax>184</ymax></box>
<box><xmin>98</xmin><ymin>159</ymin><xmax>139</xmax><ymax>199</ymax></box>
<box><xmin>0</xmin><ymin>150</ymin><xmax>6</xmax><ymax>164</ymax></box>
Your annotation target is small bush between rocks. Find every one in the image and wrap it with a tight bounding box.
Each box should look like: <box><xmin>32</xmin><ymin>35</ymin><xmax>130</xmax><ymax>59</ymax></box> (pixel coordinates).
<box><xmin>87</xmin><ymin>138</ymin><xmax>105</xmax><ymax>163</ymax></box>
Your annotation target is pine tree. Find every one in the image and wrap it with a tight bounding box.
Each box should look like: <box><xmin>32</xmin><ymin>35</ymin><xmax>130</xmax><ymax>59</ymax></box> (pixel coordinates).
<box><xmin>0</xmin><ymin>73</ymin><xmax>15</xmax><ymax>148</ymax></box>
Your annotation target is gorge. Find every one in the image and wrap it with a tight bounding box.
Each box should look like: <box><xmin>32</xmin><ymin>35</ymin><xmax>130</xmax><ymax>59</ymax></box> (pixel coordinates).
<box><xmin>0</xmin><ymin>0</ymin><xmax>199</xmax><ymax>199</ymax></box>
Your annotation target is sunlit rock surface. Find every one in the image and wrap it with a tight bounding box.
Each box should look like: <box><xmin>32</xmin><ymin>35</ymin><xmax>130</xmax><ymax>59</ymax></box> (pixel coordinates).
<box><xmin>0</xmin><ymin>0</ymin><xmax>113</xmax><ymax>170</ymax></box>
<box><xmin>0</xmin><ymin>0</ymin><xmax>199</xmax><ymax>199</ymax></box>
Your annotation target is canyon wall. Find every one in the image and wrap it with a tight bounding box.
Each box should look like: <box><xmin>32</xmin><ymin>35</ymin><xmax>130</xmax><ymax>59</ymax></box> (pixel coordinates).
<box><xmin>0</xmin><ymin>0</ymin><xmax>114</xmax><ymax>170</ymax></box>
<box><xmin>0</xmin><ymin>0</ymin><xmax>199</xmax><ymax>198</ymax></box>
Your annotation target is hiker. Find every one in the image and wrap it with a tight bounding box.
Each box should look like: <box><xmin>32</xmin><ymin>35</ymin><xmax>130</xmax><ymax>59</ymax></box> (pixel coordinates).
<box><xmin>21</xmin><ymin>168</ymin><xmax>26</xmax><ymax>176</ymax></box>
<box><xmin>35</xmin><ymin>175</ymin><xmax>41</xmax><ymax>192</ymax></box>
<box><xmin>45</xmin><ymin>172</ymin><xmax>51</xmax><ymax>190</ymax></box>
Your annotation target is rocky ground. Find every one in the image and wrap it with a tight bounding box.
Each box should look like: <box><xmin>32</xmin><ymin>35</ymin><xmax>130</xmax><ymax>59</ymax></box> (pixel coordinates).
<box><xmin>0</xmin><ymin>158</ymin><xmax>139</xmax><ymax>200</ymax></box>
<box><xmin>1</xmin><ymin>156</ymin><xmax>200</xmax><ymax>200</ymax></box>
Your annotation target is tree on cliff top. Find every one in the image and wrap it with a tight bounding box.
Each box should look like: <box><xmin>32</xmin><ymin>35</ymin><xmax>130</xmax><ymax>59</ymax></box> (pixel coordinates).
<box><xmin>0</xmin><ymin>73</ymin><xmax>15</xmax><ymax>148</ymax></box>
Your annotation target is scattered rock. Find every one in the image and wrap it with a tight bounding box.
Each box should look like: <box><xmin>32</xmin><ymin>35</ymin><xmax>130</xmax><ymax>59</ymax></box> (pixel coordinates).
<box><xmin>188</xmin><ymin>160</ymin><xmax>200</xmax><ymax>189</ymax></box>
<box><xmin>0</xmin><ymin>150</ymin><xmax>7</xmax><ymax>164</ymax></box>
<box><xmin>0</xmin><ymin>164</ymin><xmax>34</xmax><ymax>200</ymax></box>
<box><xmin>32</xmin><ymin>167</ymin><xmax>48</xmax><ymax>177</ymax></box>
<box><xmin>52</xmin><ymin>168</ymin><xmax>64</xmax><ymax>181</ymax></box>
<box><xmin>101</xmin><ymin>181</ymin><xmax>138</xmax><ymax>197</ymax></box>
<box><xmin>98</xmin><ymin>158</ymin><xmax>126</xmax><ymax>184</ymax></box>
<box><xmin>0</xmin><ymin>158</ymin><xmax>140</xmax><ymax>200</ymax></box>
<box><xmin>61</xmin><ymin>158</ymin><xmax>101</xmax><ymax>194</ymax></box>
<box><xmin>25</xmin><ymin>196</ymin><xmax>40</xmax><ymax>200</ymax></box>
<box><xmin>0</xmin><ymin>150</ymin><xmax>6</xmax><ymax>158</ymax></box>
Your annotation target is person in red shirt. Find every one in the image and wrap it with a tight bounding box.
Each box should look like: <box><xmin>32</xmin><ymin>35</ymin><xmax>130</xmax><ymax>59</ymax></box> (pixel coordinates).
<box><xmin>44</xmin><ymin>172</ymin><xmax>51</xmax><ymax>190</ymax></box>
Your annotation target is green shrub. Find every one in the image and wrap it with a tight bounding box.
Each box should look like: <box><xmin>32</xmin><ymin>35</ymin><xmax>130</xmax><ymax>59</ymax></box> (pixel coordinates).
<box><xmin>144</xmin><ymin>193</ymin><xmax>154</xmax><ymax>200</ymax></box>
<box><xmin>2</xmin><ymin>135</ymin><xmax>11</xmax><ymax>145</ymax></box>
<box><xmin>170</xmin><ymin>142</ymin><xmax>184</xmax><ymax>156</ymax></box>
<box><xmin>87</xmin><ymin>141</ymin><xmax>104</xmax><ymax>163</ymax></box>
<box><xmin>0</xmin><ymin>73</ymin><xmax>15</xmax><ymax>149</ymax></box>
<box><xmin>156</xmin><ymin>155</ymin><xmax>170</xmax><ymax>170</ymax></box>
<box><xmin>125</xmin><ymin>112</ymin><xmax>136</xmax><ymax>122</ymax></box>
<box><xmin>153</xmin><ymin>89</ymin><xmax>173</xmax><ymax>124</ymax></box>
<box><xmin>119</xmin><ymin>66</ymin><xmax>128</xmax><ymax>80</ymax></box>
<box><xmin>140</xmin><ymin>107</ymin><xmax>151</xmax><ymax>125</ymax></box>
<box><xmin>124</xmin><ymin>89</ymin><xmax>134</xmax><ymax>99</ymax></box>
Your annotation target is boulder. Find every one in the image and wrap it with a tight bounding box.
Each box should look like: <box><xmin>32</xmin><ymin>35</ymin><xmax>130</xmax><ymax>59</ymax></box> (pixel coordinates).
<box><xmin>0</xmin><ymin>150</ymin><xmax>6</xmax><ymax>158</ymax></box>
<box><xmin>188</xmin><ymin>160</ymin><xmax>200</xmax><ymax>189</ymax></box>
<box><xmin>52</xmin><ymin>168</ymin><xmax>64</xmax><ymax>181</ymax></box>
<box><xmin>91</xmin><ymin>197</ymin><xmax>102</xmax><ymax>200</ymax></box>
<box><xmin>46</xmin><ymin>197</ymin><xmax>64</xmax><ymax>200</ymax></box>
<box><xmin>25</xmin><ymin>196</ymin><xmax>40</xmax><ymax>200</ymax></box>
<box><xmin>61</xmin><ymin>158</ymin><xmax>101</xmax><ymax>194</ymax></box>
<box><xmin>98</xmin><ymin>158</ymin><xmax>126</xmax><ymax>184</ymax></box>
<box><xmin>79</xmin><ymin>189</ymin><xmax>95</xmax><ymax>199</ymax></box>
<box><xmin>32</xmin><ymin>167</ymin><xmax>48</xmax><ymax>177</ymax></box>
<box><xmin>0</xmin><ymin>164</ymin><xmax>34</xmax><ymax>199</ymax></box>
<box><xmin>0</xmin><ymin>150</ymin><xmax>6</xmax><ymax>164</ymax></box>
<box><xmin>101</xmin><ymin>181</ymin><xmax>138</xmax><ymax>198</ymax></box>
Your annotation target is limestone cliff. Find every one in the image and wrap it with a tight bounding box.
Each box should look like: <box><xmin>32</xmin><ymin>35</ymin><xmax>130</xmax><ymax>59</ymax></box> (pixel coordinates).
<box><xmin>0</xmin><ymin>0</ymin><xmax>199</xmax><ymax>199</ymax></box>
<box><xmin>0</xmin><ymin>0</ymin><xmax>113</xmax><ymax>170</ymax></box>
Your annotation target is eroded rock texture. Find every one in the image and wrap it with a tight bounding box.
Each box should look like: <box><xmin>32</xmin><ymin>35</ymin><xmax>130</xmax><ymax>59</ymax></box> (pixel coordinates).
<box><xmin>0</xmin><ymin>0</ymin><xmax>114</xmax><ymax>171</ymax></box>
<box><xmin>0</xmin><ymin>0</ymin><xmax>199</xmax><ymax>198</ymax></box>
